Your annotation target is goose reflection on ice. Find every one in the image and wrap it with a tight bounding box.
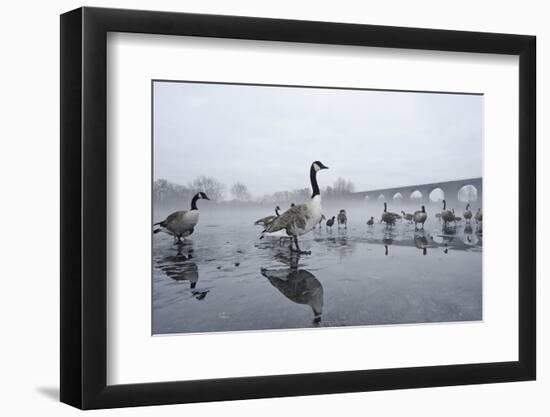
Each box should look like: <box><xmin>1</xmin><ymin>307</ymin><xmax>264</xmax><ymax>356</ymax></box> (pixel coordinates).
<box><xmin>260</xmin><ymin>259</ymin><xmax>324</xmax><ymax>324</ymax></box>
<box><xmin>156</xmin><ymin>245</ymin><xmax>209</xmax><ymax>300</ymax></box>
<box><xmin>414</xmin><ymin>231</ymin><xmax>429</xmax><ymax>255</ymax></box>
<box><xmin>383</xmin><ymin>230</ymin><xmax>395</xmax><ymax>256</ymax></box>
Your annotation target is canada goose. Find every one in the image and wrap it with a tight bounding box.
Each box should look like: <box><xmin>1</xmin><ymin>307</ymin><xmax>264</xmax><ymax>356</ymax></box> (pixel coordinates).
<box><xmin>413</xmin><ymin>205</ymin><xmax>428</xmax><ymax>229</ymax></box>
<box><xmin>254</xmin><ymin>206</ymin><xmax>281</xmax><ymax>226</ymax></box>
<box><xmin>381</xmin><ymin>202</ymin><xmax>400</xmax><ymax>227</ymax></box>
<box><xmin>463</xmin><ymin>203</ymin><xmax>473</xmax><ymax>223</ymax></box>
<box><xmin>475</xmin><ymin>208</ymin><xmax>483</xmax><ymax>224</ymax></box>
<box><xmin>401</xmin><ymin>211</ymin><xmax>414</xmax><ymax>223</ymax></box>
<box><xmin>261</xmin><ymin>267</ymin><xmax>323</xmax><ymax>324</ymax></box>
<box><xmin>337</xmin><ymin>209</ymin><xmax>347</xmax><ymax>228</ymax></box>
<box><xmin>261</xmin><ymin>161</ymin><xmax>329</xmax><ymax>254</ymax></box>
<box><xmin>153</xmin><ymin>192</ymin><xmax>210</xmax><ymax>243</ymax></box>
<box><xmin>366</xmin><ymin>216</ymin><xmax>375</xmax><ymax>226</ymax></box>
<box><xmin>440</xmin><ymin>199</ymin><xmax>456</xmax><ymax>227</ymax></box>
<box><xmin>326</xmin><ymin>216</ymin><xmax>336</xmax><ymax>230</ymax></box>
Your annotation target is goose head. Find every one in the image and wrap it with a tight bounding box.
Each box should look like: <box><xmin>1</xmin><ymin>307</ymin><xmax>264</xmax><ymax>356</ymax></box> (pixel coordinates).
<box><xmin>312</xmin><ymin>160</ymin><xmax>329</xmax><ymax>171</ymax></box>
<box><xmin>197</xmin><ymin>192</ymin><xmax>210</xmax><ymax>200</ymax></box>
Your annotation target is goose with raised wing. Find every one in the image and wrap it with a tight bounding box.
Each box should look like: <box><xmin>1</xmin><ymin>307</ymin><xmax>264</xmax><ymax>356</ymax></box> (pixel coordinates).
<box><xmin>153</xmin><ymin>192</ymin><xmax>210</xmax><ymax>243</ymax></box>
<box><xmin>254</xmin><ymin>206</ymin><xmax>281</xmax><ymax>226</ymax></box>
<box><xmin>440</xmin><ymin>199</ymin><xmax>456</xmax><ymax>227</ymax></box>
<box><xmin>261</xmin><ymin>161</ymin><xmax>328</xmax><ymax>254</ymax></box>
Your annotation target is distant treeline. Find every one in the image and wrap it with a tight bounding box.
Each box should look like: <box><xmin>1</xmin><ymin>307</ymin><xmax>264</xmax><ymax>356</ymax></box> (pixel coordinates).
<box><xmin>153</xmin><ymin>176</ymin><xmax>355</xmax><ymax>205</ymax></box>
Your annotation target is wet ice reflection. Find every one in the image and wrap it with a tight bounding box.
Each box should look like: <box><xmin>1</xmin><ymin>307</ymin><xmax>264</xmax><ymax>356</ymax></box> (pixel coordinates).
<box><xmin>153</xmin><ymin>205</ymin><xmax>482</xmax><ymax>334</ymax></box>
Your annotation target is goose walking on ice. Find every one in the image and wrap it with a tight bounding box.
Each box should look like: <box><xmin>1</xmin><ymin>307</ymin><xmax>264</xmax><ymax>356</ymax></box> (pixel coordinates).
<box><xmin>326</xmin><ymin>216</ymin><xmax>336</xmax><ymax>230</ymax></box>
<box><xmin>381</xmin><ymin>202</ymin><xmax>400</xmax><ymax>228</ymax></box>
<box><xmin>337</xmin><ymin>209</ymin><xmax>348</xmax><ymax>229</ymax></box>
<box><xmin>153</xmin><ymin>192</ymin><xmax>210</xmax><ymax>243</ymax></box>
<box><xmin>475</xmin><ymin>208</ymin><xmax>483</xmax><ymax>224</ymax></box>
<box><xmin>366</xmin><ymin>216</ymin><xmax>375</xmax><ymax>226</ymax></box>
<box><xmin>413</xmin><ymin>205</ymin><xmax>428</xmax><ymax>230</ymax></box>
<box><xmin>440</xmin><ymin>199</ymin><xmax>456</xmax><ymax>227</ymax></box>
<box><xmin>401</xmin><ymin>211</ymin><xmax>414</xmax><ymax>223</ymax></box>
<box><xmin>254</xmin><ymin>206</ymin><xmax>281</xmax><ymax>227</ymax></box>
<box><xmin>261</xmin><ymin>161</ymin><xmax>329</xmax><ymax>254</ymax></box>
<box><xmin>463</xmin><ymin>203</ymin><xmax>473</xmax><ymax>223</ymax></box>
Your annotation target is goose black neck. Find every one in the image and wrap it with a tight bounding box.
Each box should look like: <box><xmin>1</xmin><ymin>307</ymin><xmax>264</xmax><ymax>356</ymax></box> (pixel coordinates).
<box><xmin>384</xmin><ymin>203</ymin><xmax>387</xmax><ymax>212</ymax></box>
<box><xmin>422</xmin><ymin>206</ymin><xmax>425</xmax><ymax>213</ymax></box>
<box><xmin>310</xmin><ymin>165</ymin><xmax>320</xmax><ymax>198</ymax></box>
<box><xmin>443</xmin><ymin>200</ymin><xmax>446</xmax><ymax>210</ymax></box>
<box><xmin>191</xmin><ymin>194</ymin><xmax>200</xmax><ymax>210</ymax></box>
<box><xmin>275</xmin><ymin>207</ymin><xmax>280</xmax><ymax>216</ymax></box>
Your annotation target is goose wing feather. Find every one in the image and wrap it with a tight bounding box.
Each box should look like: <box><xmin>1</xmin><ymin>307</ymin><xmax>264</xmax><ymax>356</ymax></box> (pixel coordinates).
<box><xmin>254</xmin><ymin>215</ymin><xmax>276</xmax><ymax>226</ymax></box>
<box><xmin>263</xmin><ymin>204</ymin><xmax>309</xmax><ymax>233</ymax></box>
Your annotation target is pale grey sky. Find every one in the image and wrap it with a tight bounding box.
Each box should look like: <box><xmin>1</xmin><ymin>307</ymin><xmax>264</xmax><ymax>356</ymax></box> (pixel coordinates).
<box><xmin>153</xmin><ymin>81</ymin><xmax>482</xmax><ymax>199</ymax></box>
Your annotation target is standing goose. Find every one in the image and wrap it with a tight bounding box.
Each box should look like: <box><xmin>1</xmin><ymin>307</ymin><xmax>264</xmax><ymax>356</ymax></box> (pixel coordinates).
<box><xmin>413</xmin><ymin>205</ymin><xmax>428</xmax><ymax>230</ymax></box>
<box><xmin>326</xmin><ymin>216</ymin><xmax>336</xmax><ymax>230</ymax></box>
<box><xmin>254</xmin><ymin>206</ymin><xmax>281</xmax><ymax>226</ymax></box>
<box><xmin>261</xmin><ymin>161</ymin><xmax>329</xmax><ymax>254</ymax></box>
<box><xmin>153</xmin><ymin>192</ymin><xmax>210</xmax><ymax>243</ymax></box>
<box><xmin>475</xmin><ymin>208</ymin><xmax>483</xmax><ymax>224</ymax></box>
<box><xmin>337</xmin><ymin>209</ymin><xmax>348</xmax><ymax>228</ymax></box>
<box><xmin>366</xmin><ymin>216</ymin><xmax>375</xmax><ymax>226</ymax></box>
<box><xmin>401</xmin><ymin>211</ymin><xmax>414</xmax><ymax>223</ymax></box>
<box><xmin>440</xmin><ymin>199</ymin><xmax>456</xmax><ymax>226</ymax></box>
<box><xmin>463</xmin><ymin>203</ymin><xmax>473</xmax><ymax>223</ymax></box>
<box><xmin>381</xmin><ymin>202</ymin><xmax>400</xmax><ymax>227</ymax></box>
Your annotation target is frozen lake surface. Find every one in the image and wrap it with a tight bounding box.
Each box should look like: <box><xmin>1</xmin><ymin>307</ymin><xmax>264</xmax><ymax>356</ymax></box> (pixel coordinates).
<box><xmin>152</xmin><ymin>204</ymin><xmax>482</xmax><ymax>335</ymax></box>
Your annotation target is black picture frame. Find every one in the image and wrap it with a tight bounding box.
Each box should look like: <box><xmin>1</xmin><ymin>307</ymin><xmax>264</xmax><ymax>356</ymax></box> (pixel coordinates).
<box><xmin>60</xmin><ymin>6</ymin><xmax>536</xmax><ymax>410</ymax></box>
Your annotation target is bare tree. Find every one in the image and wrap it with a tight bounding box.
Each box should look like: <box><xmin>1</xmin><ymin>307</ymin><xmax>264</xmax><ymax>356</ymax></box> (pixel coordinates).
<box><xmin>190</xmin><ymin>176</ymin><xmax>226</xmax><ymax>202</ymax></box>
<box><xmin>230</xmin><ymin>182</ymin><xmax>251</xmax><ymax>202</ymax></box>
<box><xmin>333</xmin><ymin>177</ymin><xmax>355</xmax><ymax>195</ymax></box>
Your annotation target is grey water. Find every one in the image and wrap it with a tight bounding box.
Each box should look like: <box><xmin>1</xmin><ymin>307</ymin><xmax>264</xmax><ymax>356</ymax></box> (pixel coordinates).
<box><xmin>152</xmin><ymin>202</ymin><xmax>482</xmax><ymax>335</ymax></box>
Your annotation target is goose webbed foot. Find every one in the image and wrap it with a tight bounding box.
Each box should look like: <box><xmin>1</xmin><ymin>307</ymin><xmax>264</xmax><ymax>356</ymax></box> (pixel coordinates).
<box><xmin>290</xmin><ymin>237</ymin><xmax>311</xmax><ymax>255</ymax></box>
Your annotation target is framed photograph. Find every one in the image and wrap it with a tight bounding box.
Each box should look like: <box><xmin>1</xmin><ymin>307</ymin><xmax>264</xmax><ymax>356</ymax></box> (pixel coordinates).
<box><xmin>60</xmin><ymin>7</ymin><xmax>536</xmax><ymax>409</ymax></box>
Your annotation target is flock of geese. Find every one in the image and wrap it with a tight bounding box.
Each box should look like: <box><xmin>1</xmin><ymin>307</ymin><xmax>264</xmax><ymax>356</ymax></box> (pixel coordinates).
<box><xmin>153</xmin><ymin>160</ymin><xmax>483</xmax><ymax>255</ymax></box>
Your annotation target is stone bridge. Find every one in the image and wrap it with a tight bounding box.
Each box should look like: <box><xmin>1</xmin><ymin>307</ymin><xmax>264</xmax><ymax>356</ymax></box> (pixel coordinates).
<box><xmin>352</xmin><ymin>177</ymin><xmax>482</xmax><ymax>209</ymax></box>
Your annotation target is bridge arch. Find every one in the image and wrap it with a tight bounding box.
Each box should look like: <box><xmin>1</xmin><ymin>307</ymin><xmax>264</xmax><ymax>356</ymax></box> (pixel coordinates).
<box><xmin>458</xmin><ymin>184</ymin><xmax>478</xmax><ymax>203</ymax></box>
<box><xmin>377</xmin><ymin>194</ymin><xmax>386</xmax><ymax>201</ymax></box>
<box><xmin>392</xmin><ymin>192</ymin><xmax>403</xmax><ymax>201</ymax></box>
<box><xmin>410</xmin><ymin>190</ymin><xmax>423</xmax><ymax>200</ymax></box>
<box><xmin>429</xmin><ymin>187</ymin><xmax>445</xmax><ymax>203</ymax></box>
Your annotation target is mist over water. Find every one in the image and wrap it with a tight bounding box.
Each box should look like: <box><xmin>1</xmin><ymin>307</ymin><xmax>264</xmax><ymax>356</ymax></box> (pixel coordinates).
<box><xmin>152</xmin><ymin>199</ymin><xmax>482</xmax><ymax>334</ymax></box>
